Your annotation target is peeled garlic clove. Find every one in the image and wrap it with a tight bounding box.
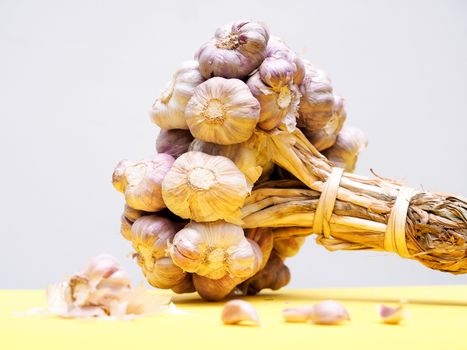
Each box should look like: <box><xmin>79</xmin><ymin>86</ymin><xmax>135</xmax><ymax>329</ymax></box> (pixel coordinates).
<box><xmin>302</xmin><ymin>95</ymin><xmax>347</xmax><ymax>151</ymax></box>
<box><xmin>189</xmin><ymin>139</ymin><xmax>263</xmax><ymax>188</ymax></box>
<box><xmin>309</xmin><ymin>300</ymin><xmax>350</xmax><ymax>325</ymax></box>
<box><xmin>150</xmin><ymin>60</ymin><xmax>204</xmax><ymax>130</ymax></box>
<box><xmin>162</xmin><ymin>151</ymin><xmax>249</xmax><ymax>223</ymax></box>
<box><xmin>274</xmin><ymin>236</ymin><xmax>306</xmax><ymax>258</ymax></box>
<box><xmin>112</xmin><ymin>154</ymin><xmax>174</xmax><ymax>212</ymax></box>
<box><xmin>245</xmin><ymin>228</ymin><xmax>274</xmax><ymax>270</ymax></box>
<box><xmin>169</xmin><ymin>221</ymin><xmax>258</xmax><ymax>280</ymax></box>
<box><xmin>144</xmin><ymin>257</ymin><xmax>190</xmax><ymax>290</ymax></box>
<box><xmin>282</xmin><ymin>306</ymin><xmax>314</xmax><ymax>322</ymax></box>
<box><xmin>156</xmin><ymin>129</ymin><xmax>194</xmax><ymax>159</ymax></box>
<box><xmin>322</xmin><ymin>126</ymin><xmax>368</xmax><ymax>173</ymax></box>
<box><xmin>379</xmin><ymin>304</ymin><xmax>406</xmax><ymax>324</ymax></box>
<box><xmin>129</xmin><ymin>215</ymin><xmax>181</xmax><ymax>272</ymax></box>
<box><xmin>196</xmin><ymin>20</ymin><xmax>269</xmax><ymax>79</ymax></box>
<box><xmin>185</xmin><ymin>77</ymin><xmax>259</xmax><ymax>145</ymax></box>
<box><xmin>298</xmin><ymin>60</ymin><xmax>335</xmax><ymax>132</ymax></box>
<box><xmin>221</xmin><ymin>300</ymin><xmax>261</xmax><ymax>326</ymax></box>
<box><xmin>247</xmin><ymin>72</ymin><xmax>301</xmax><ymax>131</ymax></box>
<box><xmin>193</xmin><ymin>274</ymin><xmax>238</xmax><ymax>301</ymax></box>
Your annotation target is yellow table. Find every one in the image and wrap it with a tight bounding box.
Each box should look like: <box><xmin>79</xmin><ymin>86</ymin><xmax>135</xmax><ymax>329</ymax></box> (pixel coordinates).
<box><xmin>2</xmin><ymin>286</ymin><xmax>466</xmax><ymax>350</ymax></box>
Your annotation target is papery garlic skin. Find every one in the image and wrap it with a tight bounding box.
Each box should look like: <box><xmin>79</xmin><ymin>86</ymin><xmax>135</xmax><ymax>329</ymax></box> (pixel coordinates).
<box><xmin>150</xmin><ymin>60</ymin><xmax>204</xmax><ymax>130</ymax></box>
<box><xmin>156</xmin><ymin>129</ymin><xmax>194</xmax><ymax>159</ymax></box>
<box><xmin>274</xmin><ymin>236</ymin><xmax>306</xmax><ymax>258</ymax></box>
<box><xmin>247</xmin><ymin>71</ymin><xmax>301</xmax><ymax>131</ymax></box>
<box><xmin>221</xmin><ymin>299</ymin><xmax>261</xmax><ymax>326</ymax></box>
<box><xmin>309</xmin><ymin>300</ymin><xmax>350</xmax><ymax>325</ymax></box>
<box><xmin>129</xmin><ymin>215</ymin><xmax>182</xmax><ymax>272</ymax></box>
<box><xmin>323</xmin><ymin>126</ymin><xmax>368</xmax><ymax>172</ymax></box>
<box><xmin>112</xmin><ymin>154</ymin><xmax>174</xmax><ymax>212</ymax></box>
<box><xmin>196</xmin><ymin>20</ymin><xmax>270</xmax><ymax>79</ymax></box>
<box><xmin>162</xmin><ymin>151</ymin><xmax>249</xmax><ymax>223</ymax></box>
<box><xmin>245</xmin><ymin>227</ymin><xmax>274</xmax><ymax>270</ymax></box>
<box><xmin>169</xmin><ymin>221</ymin><xmax>261</xmax><ymax>280</ymax></box>
<box><xmin>185</xmin><ymin>77</ymin><xmax>260</xmax><ymax>145</ymax></box>
<box><xmin>189</xmin><ymin>139</ymin><xmax>263</xmax><ymax>187</ymax></box>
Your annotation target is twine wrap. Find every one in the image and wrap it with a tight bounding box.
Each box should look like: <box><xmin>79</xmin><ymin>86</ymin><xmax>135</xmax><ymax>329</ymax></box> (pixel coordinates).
<box><xmin>313</xmin><ymin>167</ymin><xmax>344</xmax><ymax>238</ymax></box>
<box><xmin>384</xmin><ymin>187</ymin><xmax>416</xmax><ymax>258</ymax></box>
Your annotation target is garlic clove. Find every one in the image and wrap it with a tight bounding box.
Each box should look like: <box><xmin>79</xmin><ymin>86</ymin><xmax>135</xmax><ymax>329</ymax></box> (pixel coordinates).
<box><xmin>120</xmin><ymin>214</ymin><xmax>133</xmax><ymax>241</ymax></box>
<box><xmin>185</xmin><ymin>77</ymin><xmax>260</xmax><ymax>145</ymax></box>
<box><xmin>112</xmin><ymin>154</ymin><xmax>174</xmax><ymax>212</ymax></box>
<box><xmin>193</xmin><ymin>274</ymin><xmax>239</xmax><ymax>301</ymax></box>
<box><xmin>196</xmin><ymin>20</ymin><xmax>269</xmax><ymax>79</ymax></box>
<box><xmin>221</xmin><ymin>299</ymin><xmax>261</xmax><ymax>326</ymax></box>
<box><xmin>245</xmin><ymin>228</ymin><xmax>273</xmax><ymax>270</ymax></box>
<box><xmin>144</xmin><ymin>257</ymin><xmax>190</xmax><ymax>290</ymax></box>
<box><xmin>282</xmin><ymin>306</ymin><xmax>314</xmax><ymax>323</ymax></box>
<box><xmin>309</xmin><ymin>300</ymin><xmax>350</xmax><ymax>325</ymax></box>
<box><xmin>274</xmin><ymin>236</ymin><xmax>306</xmax><ymax>258</ymax></box>
<box><xmin>228</xmin><ymin>239</ymin><xmax>262</xmax><ymax>279</ymax></box>
<box><xmin>150</xmin><ymin>60</ymin><xmax>204</xmax><ymax>130</ymax></box>
<box><xmin>379</xmin><ymin>304</ymin><xmax>406</xmax><ymax>324</ymax></box>
<box><xmin>162</xmin><ymin>151</ymin><xmax>249</xmax><ymax>223</ymax></box>
<box><xmin>265</xmin><ymin>36</ymin><xmax>305</xmax><ymax>85</ymax></box>
<box><xmin>322</xmin><ymin>126</ymin><xmax>368</xmax><ymax>173</ymax></box>
<box><xmin>156</xmin><ymin>129</ymin><xmax>194</xmax><ymax>159</ymax></box>
<box><xmin>171</xmin><ymin>274</ymin><xmax>196</xmax><ymax>294</ymax></box>
<box><xmin>259</xmin><ymin>56</ymin><xmax>296</xmax><ymax>89</ymax></box>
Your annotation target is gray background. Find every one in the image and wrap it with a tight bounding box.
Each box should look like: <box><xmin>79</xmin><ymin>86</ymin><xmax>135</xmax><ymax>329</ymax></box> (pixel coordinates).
<box><xmin>1</xmin><ymin>0</ymin><xmax>466</xmax><ymax>289</ymax></box>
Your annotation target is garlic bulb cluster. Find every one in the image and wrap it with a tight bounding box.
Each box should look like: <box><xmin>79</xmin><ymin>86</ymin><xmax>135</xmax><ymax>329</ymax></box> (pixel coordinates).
<box><xmin>112</xmin><ymin>19</ymin><xmax>368</xmax><ymax>301</ymax></box>
<box><xmin>162</xmin><ymin>151</ymin><xmax>249</xmax><ymax>223</ymax></box>
<box><xmin>196</xmin><ymin>20</ymin><xmax>270</xmax><ymax>79</ymax></box>
<box><xmin>150</xmin><ymin>60</ymin><xmax>204</xmax><ymax>130</ymax></box>
<box><xmin>185</xmin><ymin>77</ymin><xmax>260</xmax><ymax>145</ymax></box>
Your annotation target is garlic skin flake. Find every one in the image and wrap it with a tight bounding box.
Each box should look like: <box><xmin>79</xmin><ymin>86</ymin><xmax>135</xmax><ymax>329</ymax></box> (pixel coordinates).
<box><xmin>169</xmin><ymin>221</ymin><xmax>262</xmax><ymax>280</ymax></box>
<box><xmin>156</xmin><ymin>129</ymin><xmax>194</xmax><ymax>159</ymax></box>
<box><xmin>112</xmin><ymin>154</ymin><xmax>174</xmax><ymax>212</ymax></box>
<box><xmin>150</xmin><ymin>60</ymin><xmax>204</xmax><ymax>130</ymax></box>
<box><xmin>196</xmin><ymin>20</ymin><xmax>270</xmax><ymax>79</ymax></box>
<box><xmin>379</xmin><ymin>304</ymin><xmax>406</xmax><ymax>324</ymax></box>
<box><xmin>162</xmin><ymin>151</ymin><xmax>249</xmax><ymax>223</ymax></box>
<box><xmin>221</xmin><ymin>300</ymin><xmax>261</xmax><ymax>326</ymax></box>
<box><xmin>185</xmin><ymin>77</ymin><xmax>260</xmax><ymax>145</ymax></box>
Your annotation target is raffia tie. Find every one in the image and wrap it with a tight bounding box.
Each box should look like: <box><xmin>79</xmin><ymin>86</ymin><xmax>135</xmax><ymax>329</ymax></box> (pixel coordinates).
<box><xmin>384</xmin><ymin>187</ymin><xmax>416</xmax><ymax>258</ymax></box>
<box><xmin>313</xmin><ymin>167</ymin><xmax>344</xmax><ymax>239</ymax></box>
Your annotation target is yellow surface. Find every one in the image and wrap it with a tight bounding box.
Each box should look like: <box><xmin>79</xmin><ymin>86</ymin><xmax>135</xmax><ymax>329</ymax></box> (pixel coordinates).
<box><xmin>2</xmin><ymin>286</ymin><xmax>467</xmax><ymax>350</ymax></box>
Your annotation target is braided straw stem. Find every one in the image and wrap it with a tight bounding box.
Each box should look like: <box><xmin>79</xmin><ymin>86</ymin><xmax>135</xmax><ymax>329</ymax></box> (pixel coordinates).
<box><xmin>242</xmin><ymin>130</ymin><xmax>467</xmax><ymax>274</ymax></box>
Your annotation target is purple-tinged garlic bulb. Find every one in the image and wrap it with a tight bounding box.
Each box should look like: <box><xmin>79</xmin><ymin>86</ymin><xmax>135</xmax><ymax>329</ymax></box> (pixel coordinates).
<box><xmin>150</xmin><ymin>61</ymin><xmax>204</xmax><ymax>130</ymax></box>
<box><xmin>156</xmin><ymin>129</ymin><xmax>194</xmax><ymax>159</ymax></box>
<box><xmin>185</xmin><ymin>77</ymin><xmax>260</xmax><ymax>145</ymax></box>
<box><xmin>196</xmin><ymin>20</ymin><xmax>270</xmax><ymax>79</ymax></box>
<box><xmin>265</xmin><ymin>36</ymin><xmax>305</xmax><ymax>85</ymax></box>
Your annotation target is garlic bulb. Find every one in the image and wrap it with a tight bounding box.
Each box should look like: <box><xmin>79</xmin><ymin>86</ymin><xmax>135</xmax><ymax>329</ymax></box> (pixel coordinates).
<box><xmin>302</xmin><ymin>95</ymin><xmax>347</xmax><ymax>151</ymax></box>
<box><xmin>221</xmin><ymin>300</ymin><xmax>261</xmax><ymax>326</ymax></box>
<box><xmin>162</xmin><ymin>151</ymin><xmax>249</xmax><ymax>223</ymax></box>
<box><xmin>193</xmin><ymin>274</ymin><xmax>238</xmax><ymax>301</ymax></box>
<box><xmin>150</xmin><ymin>60</ymin><xmax>204</xmax><ymax>130</ymax></box>
<box><xmin>112</xmin><ymin>154</ymin><xmax>174</xmax><ymax>212</ymax></box>
<box><xmin>156</xmin><ymin>129</ymin><xmax>194</xmax><ymax>159</ymax></box>
<box><xmin>129</xmin><ymin>215</ymin><xmax>182</xmax><ymax>272</ymax></box>
<box><xmin>322</xmin><ymin>126</ymin><xmax>368</xmax><ymax>172</ymax></box>
<box><xmin>120</xmin><ymin>205</ymin><xmax>149</xmax><ymax>241</ymax></box>
<box><xmin>144</xmin><ymin>256</ymin><xmax>191</xmax><ymax>290</ymax></box>
<box><xmin>265</xmin><ymin>36</ymin><xmax>305</xmax><ymax>85</ymax></box>
<box><xmin>189</xmin><ymin>139</ymin><xmax>263</xmax><ymax>187</ymax></box>
<box><xmin>185</xmin><ymin>77</ymin><xmax>260</xmax><ymax>145</ymax></box>
<box><xmin>298</xmin><ymin>60</ymin><xmax>335</xmax><ymax>132</ymax></box>
<box><xmin>195</xmin><ymin>20</ymin><xmax>270</xmax><ymax>79</ymax></box>
<box><xmin>247</xmin><ymin>71</ymin><xmax>301</xmax><ymax>131</ymax></box>
<box><xmin>169</xmin><ymin>221</ymin><xmax>262</xmax><ymax>280</ymax></box>
<box><xmin>274</xmin><ymin>236</ymin><xmax>306</xmax><ymax>258</ymax></box>
<box><xmin>245</xmin><ymin>228</ymin><xmax>273</xmax><ymax>270</ymax></box>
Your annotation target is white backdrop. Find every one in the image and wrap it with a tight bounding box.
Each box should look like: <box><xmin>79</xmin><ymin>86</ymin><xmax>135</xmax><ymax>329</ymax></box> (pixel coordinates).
<box><xmin>1</xmin><ymin>0</ymin><xmax>466</xmax><ymax>289</ymax></box>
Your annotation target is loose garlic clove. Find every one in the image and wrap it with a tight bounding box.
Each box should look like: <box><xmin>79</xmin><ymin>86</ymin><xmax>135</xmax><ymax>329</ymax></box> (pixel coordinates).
<box><xmin>185</xmin><ymin>77</ymin><xmax>260</xmax><ymax>145</ymax></box>
<box><xmin>221</xmin><ymin>300</ymin><xmax>261</xmax><ymax>326</ymax></box>
<box><xmin>274</xmin><ymin>236</ymin><xmax>306</xmax><ymax>258</ymax></box>
<box><xmin>309</xmin><ymin>300</ymin><xmax>350</xmax><ymax>325</ymax></box>
<box><xmin>322</xmin><ymin>126</ymin><xmax>368</xmax><ymax>173</ymax></box>
<box><xmin>193</xmin><ymin>274</ymin><xmax>239</xmax><ymax>301</ymax></box>
<box><xmin>247</xmin><ymin>71</ymin><xmax>301</xmax><ymax>131</ymax></box>
<box><xmin>196</xmin><ymin>20</ymin><xmax>269</xmax><ymax>79</ymax></box>
<box><xmin>112</xmin><ymin>154</ymin><xmax>174</xmax><ymax>212</ymax></box>
<box><xmin>302</xmin><ymin>94</ymin><xmax>347</xmax><ymax>151</ymax></box>
<box><xmin>162</xmin><ymin>151</ymin><xmax>249</xmax><ymax>223</ymax></box>
<box><xmin>156</xmin><ymin>129</ymin><xmax>194</xmax><ymax>159</ymax></box>
<box><xmin>169</xmin><ymin>221</ymin><xmax>259</xmax><ymax>280</ymax></box>
<box><xmin>189</xmin><ymin>139</ymin><xmax>263</xmax><ymax>187</ymax></box>
<box><xmin>144</xmin><ymin>256</ymin><xmax>190</xmax><ymax>290</ymax></box>
<box><xmin>379</xmin><ymin>304</ymin><xmax>406</xmax><ymax>324</ymax></box>
<box><xmin>245</xmin><ymin>228</ymin><xmax>274</xmax><ymax>270</ymax></box>
<box><xmin>129</xmin><ymin>215</ymin><xmax>182</xmax><ymax>272</ymax></box>
<box><xmin>282</xmin><ymin>306</ymin><xmax>314</xmax><ymax>322</ymax></box>
<box><xmin>150</xmin><ymin>60</ymin><xmax>204</xmax><ymax>130</ymax></box>
<box><xmin>298</xmin><ymin>60</ymin><xmax>335</xmax><ymax>132</ymax></box>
